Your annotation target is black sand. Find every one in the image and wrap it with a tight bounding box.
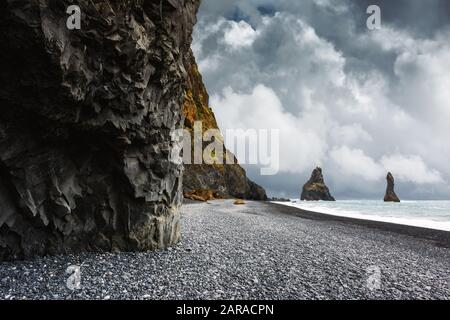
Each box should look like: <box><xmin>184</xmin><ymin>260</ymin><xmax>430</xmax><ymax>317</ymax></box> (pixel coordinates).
<box><xmin>0</xmin><ymin>200</ymin><xmax>449</xmax><ymax>300</ymax></box>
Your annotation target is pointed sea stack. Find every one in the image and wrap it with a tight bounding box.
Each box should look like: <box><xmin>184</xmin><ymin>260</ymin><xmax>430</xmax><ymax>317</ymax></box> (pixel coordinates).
<box><xmin>384</xmin><ymin>172</ymin><xmax>401</xmax><ymax>202</ymax></box>
<box><xmin>301</xmin><ymin>167</ymin><xmax>335</xmax><ymax>201</ymax></box>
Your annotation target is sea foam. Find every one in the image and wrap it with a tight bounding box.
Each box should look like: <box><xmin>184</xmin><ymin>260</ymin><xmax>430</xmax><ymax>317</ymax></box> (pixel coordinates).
<box><xmin>273</xmin><ymin>200</ymin><xmax>450</xmax><ymax>232</ymax></box>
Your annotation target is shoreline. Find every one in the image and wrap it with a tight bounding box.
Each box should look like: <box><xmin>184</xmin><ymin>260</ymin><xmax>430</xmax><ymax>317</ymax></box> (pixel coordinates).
<box><xmin>1</xmin><ymin>200</ymin><xmax>449</xmax><ymax>299</ymax></box>
<box><xmin>268</xmin><ymin>201</ymin><xmax>450</xmax><ymax>248</ymax></box>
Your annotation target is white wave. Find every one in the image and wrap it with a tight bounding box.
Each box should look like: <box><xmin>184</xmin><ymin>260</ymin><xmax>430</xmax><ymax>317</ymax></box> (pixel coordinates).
<box><xmin>273</xmin><ymin>201</ymin><xmax>450</xmax><ymax>232</ymax></box>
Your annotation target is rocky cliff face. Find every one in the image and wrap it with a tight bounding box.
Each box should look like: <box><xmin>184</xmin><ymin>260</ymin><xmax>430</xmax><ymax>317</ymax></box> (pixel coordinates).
<box><xmin>182</xmin><ymin>51</ymin><xmax>267</xmax><ymax>200</ymax></box>
<box><xmin>0</xmin><ymin>0</ymin><xmax>200</xmax><ymax>260</ymax></box>
<box><xmin>301</xmin><ymin>167</ymin><xmax>335</xmax><ymax>201</ymax></box>
<box><xmin>384</xmin><ymin>172</ymin><xmax>400</xmax><ymax>202</ymax></box>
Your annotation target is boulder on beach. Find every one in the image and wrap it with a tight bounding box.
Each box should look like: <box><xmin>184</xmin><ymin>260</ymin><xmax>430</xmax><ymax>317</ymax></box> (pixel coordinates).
<box><xmin>301</xmin><ymin>167</ymin><xmax>336</xmax><ymax>201</ymax></box>
<box><xmin>384</xmin><ymin>172</ymin><xmax>401</xmax><ymax>202</ymax></box>
<box><xmin>184</xmin><ymin>189</ymin><xmax>222</xmax><ymax>202</ymax></box>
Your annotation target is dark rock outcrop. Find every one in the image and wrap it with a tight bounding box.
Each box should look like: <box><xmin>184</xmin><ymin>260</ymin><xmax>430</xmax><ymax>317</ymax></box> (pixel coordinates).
<box><xmin>301</xmin><ymin>167</ymin><xmax>335</xmax><ymax>201</ymax></box>
<box><xmin>0</xmin><ymin>0</ymin><xmax>200</xmax><ymax>260</ymax></box>
<box><xmin>384</xmin><ymin>172</ymin><xmax>401</xmax><ymax>202</ymax></box>
<box><xmin>268</xmin><ymin>197</ymin><xmax>291</xmax><ymax>202</ymax></box>
<box><xmin>182</xmin><ymin>51</ymin><xmax>267</xmax><ymax>201</ymax></box>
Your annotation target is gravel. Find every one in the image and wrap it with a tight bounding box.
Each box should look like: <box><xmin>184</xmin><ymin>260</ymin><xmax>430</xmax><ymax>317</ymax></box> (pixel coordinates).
<box><xmin>1</xmin><ymin>200</ymin><xmax>449</xmax><ymax>300</ymax></box>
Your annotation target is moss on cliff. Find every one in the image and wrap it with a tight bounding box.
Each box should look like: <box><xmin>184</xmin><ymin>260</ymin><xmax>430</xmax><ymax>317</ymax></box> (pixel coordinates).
<box><xmin>182</xmin><ymin>51</ymin><xmax>267</xmax><ymax>200</ymax></box>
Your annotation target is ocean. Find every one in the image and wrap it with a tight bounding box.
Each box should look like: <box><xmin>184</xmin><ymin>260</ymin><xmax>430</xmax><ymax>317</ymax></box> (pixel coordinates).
<box><xmin>273</xmin><ymin>200</ymin><xmax>450</xmax><ymax>232</ymax></box>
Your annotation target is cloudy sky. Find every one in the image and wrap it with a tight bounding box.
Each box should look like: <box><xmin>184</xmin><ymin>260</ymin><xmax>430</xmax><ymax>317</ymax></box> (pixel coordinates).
<box><xmin>192</xmin><ymin>0</ymin><xmax>450</xmax><ymax>199</ymax></box>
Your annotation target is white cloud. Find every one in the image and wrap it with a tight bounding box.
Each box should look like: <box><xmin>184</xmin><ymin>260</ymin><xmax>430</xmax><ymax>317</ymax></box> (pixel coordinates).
<box><xmin>222</xmin><ymin>20</ymin><xmax>259</xmax><ymax>49</ymax></box>
<box><xmin>394</xmin><ymin>40</ymin><xmax>450</xmax><ymax>129</ymax></box>
<box><xmin>330</xmin><ymin>146</ymin><xmax>384</xmax><ymax>181</ymax></box>
<box><xmin>364</xmin><ymin>27</ymin><xmax>450</xmax><ymax>131</ymax></box>
<box><xmin>381</xmin><ymin>154</ymin><xmax>444</xmax><ymax>185</ymax></box>
<box><xmin>211</xmin><ymin>85</ymin><xmax>327</xmax><ymax>173</ymax></box>
<box><xmin>313</xmin><ymin>0</ymin><xmax>348</xmax><ymax>13</ymax></box>
<box><xmin>193</xmin><ymin>4</ymin><xmax>450</xmax><ymax>198</ymax></box>
<box><xmin>329</xmin><ymin>147</ymin><xmax>444</xmax><ymax>185</ymax></box>
<box><xmin>196</xmin><ymin>54</ymin><xmax>221</xmax><ymax>73</ymax></box>
<box><xmin>332</xmin><ymin>124</ymin><xmax>373</xmax><ymax>146</ymax></box>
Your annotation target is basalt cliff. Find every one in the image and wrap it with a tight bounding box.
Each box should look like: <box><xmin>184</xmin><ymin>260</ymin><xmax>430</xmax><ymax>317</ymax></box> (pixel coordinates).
<box><xmin>182</xmin><ymin>51</ymin><xmax>267</xmax><ymax>201</ymax></box>
<box><xmin>301</xmin><ymin>167</ymin><xmax>335</xmax><ymax>201</ymax></box>
<box><xmin>0</xmin><ymin>0</ymin><xmax>200</xmax><ymax>260</ymax></box>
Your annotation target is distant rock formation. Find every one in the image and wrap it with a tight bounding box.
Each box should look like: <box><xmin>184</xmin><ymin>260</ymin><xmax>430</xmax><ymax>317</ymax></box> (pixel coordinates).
<box><xmin>182</xmin><ymin>50</ymin><xmax>267</xmax><ymax>201</ymax></box>
<box><xmin>0</xmin><ymin>0</ymin><xmax>201</xmax><ymax>260</ymax></box>
<box><xmin>268</xmin><ymin>197</ymin><xmax>291</xmax><ymax>202</ymax></box>
<box><xmin>301</xmin><ymin>167</ymin><xmax>335</xmax><ymax>201</ymax></box>
<box><xmin>384</xmin><ymin>172</ymin><xmax>401</xmax><ymax>202</ymax></box>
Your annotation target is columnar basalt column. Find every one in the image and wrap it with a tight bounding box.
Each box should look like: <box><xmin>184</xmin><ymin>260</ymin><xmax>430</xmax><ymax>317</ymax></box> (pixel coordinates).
<box><xmin>0</xmin><ymin>0</ymin><xmax>201</xmax><ymax>260</ymax></box>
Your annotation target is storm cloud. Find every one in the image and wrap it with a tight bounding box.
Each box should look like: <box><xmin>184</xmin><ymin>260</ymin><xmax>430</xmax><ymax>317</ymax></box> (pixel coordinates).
<box><xmin>192</xmin><ymin>0</ymin><xmax>450</xmax><ymax>199</ymax></box>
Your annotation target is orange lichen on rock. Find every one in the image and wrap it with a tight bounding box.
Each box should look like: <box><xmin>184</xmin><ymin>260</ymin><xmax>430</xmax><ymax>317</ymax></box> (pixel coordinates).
<box><xmin>184</xmin><ymin>189</ymin><xmax>223</xmax><ymax>202</ymax></box>
<box><xmin>181</xmin><ymin>50</ymin><xmax>267</xmax><ymax>201</ymax></box>
<box><xmin>183</xmin><ymin>56</ymin><xmax>219</xmax><ymax>132</ymax></box>
<box><xmin>183</xmin><ymin>90</ymin><xmax>197</xmax><ymax>129</ymax></box>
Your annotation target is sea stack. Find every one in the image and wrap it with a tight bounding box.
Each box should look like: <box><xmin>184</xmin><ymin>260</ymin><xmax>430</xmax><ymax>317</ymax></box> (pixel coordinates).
<box><xmin>301</xmin><ymin>167</ymin><xmax>335</xmax><ymax>201</ymax></box>
<box><xmin>384</xmin><ymin>172</ymin><xmax>401</xmax><ymax>202</ymax></box>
